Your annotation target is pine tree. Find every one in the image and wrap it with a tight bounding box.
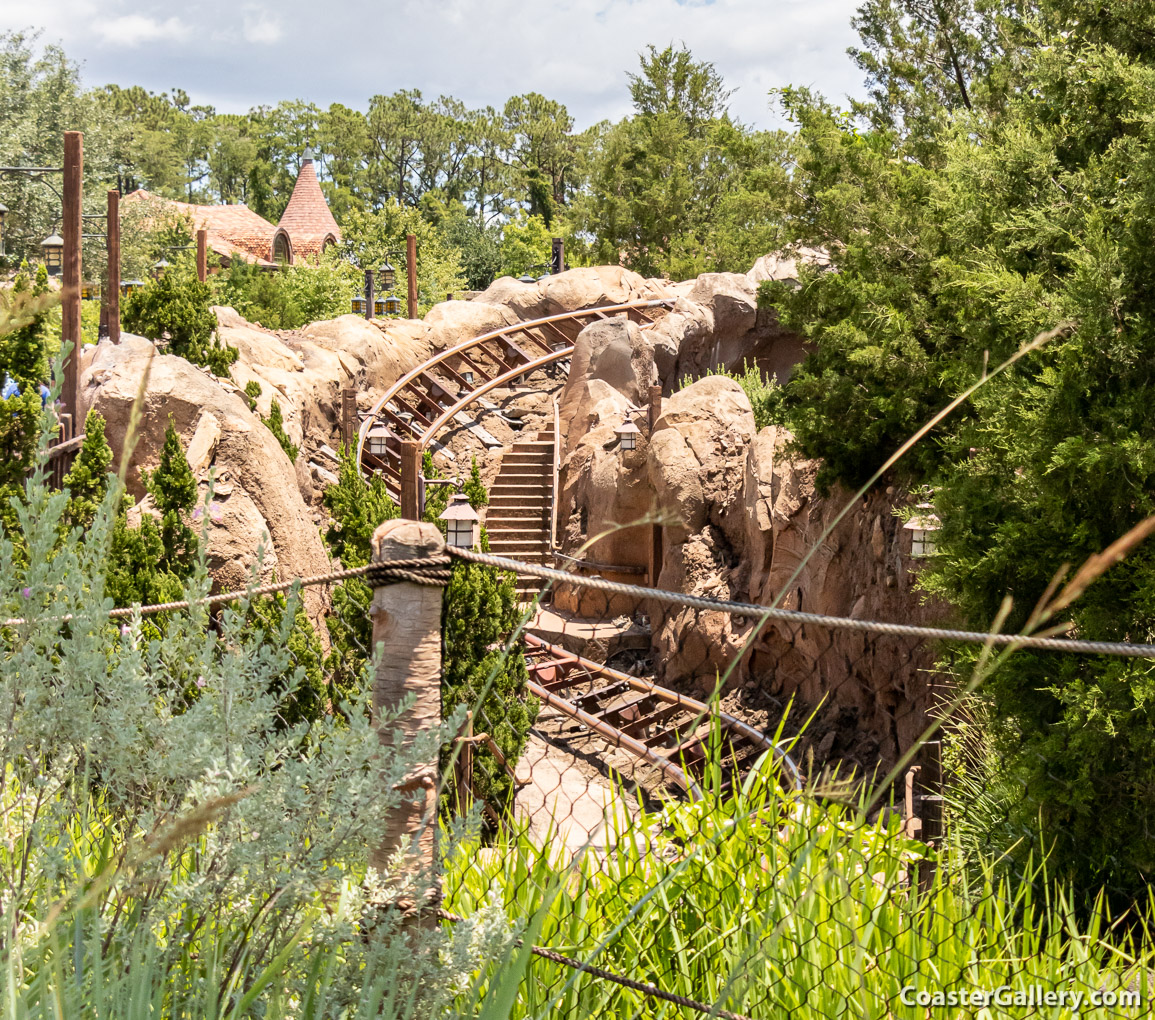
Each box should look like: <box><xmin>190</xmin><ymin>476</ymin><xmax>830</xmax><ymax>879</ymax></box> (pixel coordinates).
<box><xmin>463</xmin><ymin>455</ymin><xmax>488</xmax><ymax>510</ymax></box>
<box><xmin>146</xmin><ymin>421</ymin><xmax>199</xmax><ymax>578</ymax></box>
<box><xmin>265</xmin><ymin>399</ymin><xmax>298</xmax><ymax>461</ymax></box>
<box><xmin>63</xmin><ymin>410</ymin><xmax>113</xmax><ymax>529</ymax></box>
<box><xmin>122</xmin><ymin>269</ymin><xmax>238</xmax><ymax>377</ymax></box>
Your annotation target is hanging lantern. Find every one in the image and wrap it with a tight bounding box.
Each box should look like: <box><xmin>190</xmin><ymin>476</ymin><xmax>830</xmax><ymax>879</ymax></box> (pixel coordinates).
<box><xmin>462</xmin><ymin>370</ymin><xmax>475</xmax><ymax>385</ymax></box>
<box><xmin>351</xmin><ymin>294</ymin><xmax>367</xmax><ymax>315</ymax></box>
<box><xmin>517</xmin><ymin>272</ymin><xmax>536</xmax><ymax>284</ymax></box>
<box><xmin>367</xmin><ymin>424</ymin><xmax>392</xmax><ymax>458</ymax></box>
<box><xmin>903</xmin><ymin>503</ymin><xmax>941</xmax><ymax>558</ymax></box>
<box><xmin>440</xmin><ymin>492</ymin><xmax>480</xmax><ymax>550</ymax></box>
<box><xmin>615</xmin><ymin>414</ymin><xmax>640</xmax><ymax>452</ymax></box>
<box><xmin>378</xmin><ymin>261</ymin><xmax>396</xmax><ymax>290</ymax></box>
<box><xmin>152</xmin><ymin>258</ymin><xmax>170</xmax><ymax>278</ymax></box>
<box><xmin>373</xmin><ymin>297</ymin><xmax>387</xmax><ymax>317</ymax></box>
<box><xmin>536</xmin><ymin>271</ymin><xmax>551</xmax><ymax>282</ymax></box>
<box><xmin>41</xmin><ymin>233</ymin><xmax>64</xmax><ymax>276</ymax></box>
<box><xmin>80</xmin><ymin>282</ymin><xmax>98</xmax><ymax>300</ymax></box>
<box><xmin>384</xmin><ymin>293</ymin><xmax>402</xmax><ymax>316</ymax></box>
<box><xmin>119</xmin><ymin>279</ymin><xmax>144</xmax><ymax>297</ymax></box>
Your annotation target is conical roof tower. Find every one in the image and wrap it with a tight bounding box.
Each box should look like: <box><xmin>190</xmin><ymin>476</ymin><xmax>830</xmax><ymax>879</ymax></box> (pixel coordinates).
<box><xmin>273</xmin><ymin>149</ymin><xmax>341</xmax><ymax>262</ymax></box>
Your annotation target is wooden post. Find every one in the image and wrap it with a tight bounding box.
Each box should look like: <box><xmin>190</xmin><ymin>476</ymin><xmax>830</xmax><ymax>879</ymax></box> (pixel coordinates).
<box><xmin>406</xmin><ymin>233</ymin><xmax>418</xmax><ymax>319</ymax></box>
<box><xmin>456</xmin><ymin>710</ymin><xmax>474</xmax><ymax>816</ymax></box>
<box><xmin>368</xmin><ymin>519</ymin><xmax>446</xmax><ymax>903</ymax></box>
<box><xmin>364</xmin><ymin>268</ymin><xmax>375</xmax><ymax>321</ymax></box>
<box><xmin>61</xmin><ymin>131</ymin><xmax>83</xmax><ymax>428</ymax></box>
<box><xmin>551</xmin><ymin>236</ymin><xmax>564</xmax><ymax>275</ymax></box>
<box><xmin>648</xmin><ymin>382</ymin><xmax>662</xmax><ymax>431</ymax></box>
<box><xmin>196</xmin><ymin>228</ymin><xmax>207</xmax><ymax>283</ymax></box>
<box><xmin>105</xmin><ymin>190</ymin><xmax>120</xmax><ymax>344</ymax></box>
<box><xmin>400</xmin><ymin>440</ymin><xmax>421</xmax><ymax>520</ymax></box>
<box><xmin>341</xmin><ymin>388</ymin><xmax>358</xmax><ymax>451</ymax></box>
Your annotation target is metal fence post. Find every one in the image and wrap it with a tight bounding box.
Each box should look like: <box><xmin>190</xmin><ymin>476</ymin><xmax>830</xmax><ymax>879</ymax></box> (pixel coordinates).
<box><xmin>368</xmin><ymin>519</ymin><xmax>446</xmax><ymax>908</ymax></box>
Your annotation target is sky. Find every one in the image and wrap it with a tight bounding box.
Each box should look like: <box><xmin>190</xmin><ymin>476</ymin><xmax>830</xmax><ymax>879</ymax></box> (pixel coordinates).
<box><xmin>7</xmin><ymin>0</ymin><xmax>867</xmax><ymax>130</ymax></box>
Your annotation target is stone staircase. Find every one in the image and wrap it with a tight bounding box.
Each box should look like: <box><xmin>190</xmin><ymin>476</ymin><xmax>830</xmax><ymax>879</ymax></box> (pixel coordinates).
<box><xmin>483</xmin><ymin>433</ymin><xmax>554</xmax><ymax>601</ymax></box>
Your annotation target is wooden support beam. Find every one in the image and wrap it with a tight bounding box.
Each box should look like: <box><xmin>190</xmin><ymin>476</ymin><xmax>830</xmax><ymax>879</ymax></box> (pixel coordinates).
<box><xmin>341</xmin><ymin>388</ymin><xmax>357</xmax><ymax>450</ymax></box>
<box><xmin>61</xmin><ymin>131</ymin><xmax>82</xmax><ymax>427</ymax></box>
<box><xmin>406</xmin><ymin>233</ymin><xmax>418</xmax><ymax>319</ymax></box>
<box><xmin>105</xmin><ymin>190</ymin><xmax>120</xmax><ymax>344</ymax></box>
<box><xmin>400</xmin><ymin>440</ymin><xmax>421</xmax><ymax>520</ymax></box>
<box><xmin>196</xmin><ymin>228</ymin><xmax>207</xmax><ymax>282</ymax></box>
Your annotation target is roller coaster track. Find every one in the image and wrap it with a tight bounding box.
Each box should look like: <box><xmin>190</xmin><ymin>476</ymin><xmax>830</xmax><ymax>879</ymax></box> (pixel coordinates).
<box><xmin>524</xmin><ymin>634</ymin><xmax>803</xmax><ymax>798</ymax></box>
<box><xmin>356</xmin><ymin>299</ymin><xmax>675</xmax><ymax>494</ymax></box>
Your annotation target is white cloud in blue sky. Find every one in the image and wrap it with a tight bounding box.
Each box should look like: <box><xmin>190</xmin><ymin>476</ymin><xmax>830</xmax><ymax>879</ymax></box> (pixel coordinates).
<box><xmin>8</xmin><ymin>0</ymin><xmax>865</xmax><ymax>129</ymax></box>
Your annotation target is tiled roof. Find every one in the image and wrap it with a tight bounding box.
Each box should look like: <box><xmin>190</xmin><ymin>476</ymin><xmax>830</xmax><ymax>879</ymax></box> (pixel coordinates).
<box><xmin>276</xmin><ymin>157</ymin><xmax>341</xmax><ymax>260</ymax></box>
<box><xmin>124</xmin><ymin>190</ymin><xmax>278</xmax><ymax>266</ymax></box>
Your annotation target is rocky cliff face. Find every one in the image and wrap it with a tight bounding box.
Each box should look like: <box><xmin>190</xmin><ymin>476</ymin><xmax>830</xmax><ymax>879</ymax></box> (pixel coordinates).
<box><xmin>554</xmin><ymin>302</ymin><xmax>944</xmax><ymax>773</ymax></box>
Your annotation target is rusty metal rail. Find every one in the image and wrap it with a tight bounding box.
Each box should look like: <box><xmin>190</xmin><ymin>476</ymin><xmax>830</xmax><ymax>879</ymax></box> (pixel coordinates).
<box><xmin>356</xmin><ymin>299</ymin><xmax>674</xmax><ymax>495</ymax></box>
<box><xmin>523</xmin><ymin>634</ymin><xmax>803</xmax><ymax>798</ymax></box>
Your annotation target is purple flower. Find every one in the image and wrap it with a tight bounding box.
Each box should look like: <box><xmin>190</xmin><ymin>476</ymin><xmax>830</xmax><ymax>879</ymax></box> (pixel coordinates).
<box><xmin>209</xmin><ymin>502</ymin><xmax>223</xmax><ymax>521</ymax></box>
<box><xmin>21</xmin><ymin>588</ymin><xmax>30</xmax><ymax>599</ymax></box>
<box><xmin>196</xmin><ymin>676</ymin><xmax>206</xmax><ymax>689</ymax></box>
<box><xmin>120</xmin><ymin>623</ymin><xmax>131</xmax><ymax>637</ymax></box>
<box><xmin>192</xmin><ymin>507</ymin><xmax>203</xmax><ymax>520</ymax></box>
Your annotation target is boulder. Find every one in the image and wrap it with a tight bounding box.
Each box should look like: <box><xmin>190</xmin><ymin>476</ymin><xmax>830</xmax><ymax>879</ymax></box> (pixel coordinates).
<box><xmin>424</xmin><ymin>300</ymin><xmax>519</xmax><ymax>351</ymax></box>
<box><xmin>557</xmin><ymin>318</ymin><xmax>656</xmax><ymax>448</ymax></box>
<box><xmin>477</xmin><ymin>267</ymin><xmax>672</xmax><ymax>324</ymax></box>
<box><xmin>80</xmin><ymin>334</ymin><xmax>332</xmax><ymax>631</ymax></box>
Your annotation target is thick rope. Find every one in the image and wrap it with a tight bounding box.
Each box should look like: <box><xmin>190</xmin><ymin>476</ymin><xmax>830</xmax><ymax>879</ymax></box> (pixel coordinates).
<box><xmin>447</xmin><ymin>546</ymin><xmax>1155</xmax><ymax>659</ymax></box>
<box><xmin>1</xmin><ymin>557</ymin><xmax>453</xmax><ymax>628</ymax></box>
<box><xmin>437</xmin><ymin>909</ymin><xmax>752</xmax><ymax>1020</ymax></box>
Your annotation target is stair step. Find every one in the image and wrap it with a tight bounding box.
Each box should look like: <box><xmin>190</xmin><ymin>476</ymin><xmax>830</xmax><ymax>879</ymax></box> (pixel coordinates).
<box><xmin>487</xmin><ymin>500</ymin><xmax>550</xmax><ymax>513</ymax></box>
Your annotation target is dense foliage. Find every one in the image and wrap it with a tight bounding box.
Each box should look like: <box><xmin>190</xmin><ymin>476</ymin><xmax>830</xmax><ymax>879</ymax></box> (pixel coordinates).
<box><xmin>0</xmin><ymin>32</ymin><xmax>794</xmax><ymax>286</ymax></box>
<box><xmin>122</xmin><ymin>268</ymin><xmax>238</xmax><ymax>376</ymax></box>
<box><xmin>767</xmin><ymin>0</ymin><xmax>1155</xmax><ymax>907</ymax></box>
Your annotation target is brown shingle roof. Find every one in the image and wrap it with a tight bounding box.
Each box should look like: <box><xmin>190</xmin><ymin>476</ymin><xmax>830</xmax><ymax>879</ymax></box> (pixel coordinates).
<box><xmin>123</xmin><ymin>190</ymin><xmax>278</xmax><ymax>267</ymax></box>
<box><xmin>276</xmin><ymin>156</ymin><xmax>341</xmax><ymax>261</ymax></box>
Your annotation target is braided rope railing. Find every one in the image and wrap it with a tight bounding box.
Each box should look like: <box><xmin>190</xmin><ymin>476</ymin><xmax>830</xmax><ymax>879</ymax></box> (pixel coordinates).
<box><xmin>9</xmin><ymin>543</ymin><xmax>1155</xmax><ymax>658</ymax></box>
<box><xmin>1</xmin><ymin>557</ymin><xmax>453</xmax><ymax>628</ymax></box>
<box><xmin>445</xmin><ymin>546</ymin><xmax>1155</xmax><ymax>659</ymax></box>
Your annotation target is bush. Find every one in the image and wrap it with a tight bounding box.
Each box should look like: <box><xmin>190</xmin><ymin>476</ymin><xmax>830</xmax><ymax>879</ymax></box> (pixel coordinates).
<box><xmin>0</xmin><ymin>419</ymin><xmax>507</xmax><ymax>1015</ymax></box>
<box><xmin>123</xmin><ymin>269</ymin><xmax>238</xmax><ymax>377</ymax></box>
<box><xmin>265</xmin><ymin>397</ymin><xmax>299</xmax><ymax>461</ymax></box>
<box><xmin>681</xmin><ymin>359</ymin><xmax>776</xmax><ymax>431</ymax></box>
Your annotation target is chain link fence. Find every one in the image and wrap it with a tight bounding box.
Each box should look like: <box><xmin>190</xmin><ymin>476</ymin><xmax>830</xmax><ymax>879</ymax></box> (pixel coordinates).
<box><xmin>55</xmin><ymin>541</ymin><xmax>1155</xmax><ymax>1018</ymax></box>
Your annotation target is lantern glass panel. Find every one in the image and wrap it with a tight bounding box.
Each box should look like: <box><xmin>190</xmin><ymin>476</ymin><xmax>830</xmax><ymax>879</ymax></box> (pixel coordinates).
<box><xmin>384</xmin><ymin>295</ymin><xmax>402</xmax><ymax>315</ymax></box>
<box><xmin>42</xmin><ymin>235</ymin><xmax>64</xmax><ymax>276</ymax></box>
<box><xmin>447</xmin><ymin>519</ymin><xmax>473</xmax><ymax>549</ymax></box>
<box><xmin>621</xmin><ymin>431</ymin><xmax>636</xmax><ymax>451</ymax></box>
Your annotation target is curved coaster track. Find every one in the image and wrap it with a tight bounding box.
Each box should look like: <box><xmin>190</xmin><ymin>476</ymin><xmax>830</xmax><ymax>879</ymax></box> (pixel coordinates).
<box><xmin>524</xmin><ymin>634</ymin><xmax>803</xmax><ymax>798</ymax></box>
<box><xmin>356</xmin><ymin>299</ymin><xmax>675</xmax><ymax>494</ymax></box>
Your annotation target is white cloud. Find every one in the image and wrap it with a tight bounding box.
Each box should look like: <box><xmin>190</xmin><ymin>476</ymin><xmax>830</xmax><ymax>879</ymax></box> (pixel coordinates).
<box><xmin>14</xmin><ymin>0</ymin><xmax>866</xmax><ymax>129</ymax></box>
<box><xmin>242</xmin><ymin>7</ymin><xmax>284</xmax><ymax>45</ymax></box>
<box><xmin>93</xmin><ymin>14</ymin><xmax>190</xmax><ymax>48</ymax></box>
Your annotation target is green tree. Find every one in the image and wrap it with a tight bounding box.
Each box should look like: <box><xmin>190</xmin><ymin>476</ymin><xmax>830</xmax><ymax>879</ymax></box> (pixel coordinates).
<box><xmin>767</xmin><ymin>0</ymin><xmax>1155</xmax><ymax>909</ymax></box>
<box><xmin>63</xmin><ymin>410</ymin><xmax>113</xmax><ymax>529</ymax></box>
<box><xmin>123</xmin><ymin>269</ymin><xmax>238</xmax><ymax>377</ymax></box>
<box><xmin>265</xmin><ymin>399</ymin><xmax>298</xmax><ymax>462</ymax></box>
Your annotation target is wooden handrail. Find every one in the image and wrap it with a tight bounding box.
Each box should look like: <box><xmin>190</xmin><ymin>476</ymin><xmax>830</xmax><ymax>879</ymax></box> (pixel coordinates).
<box><xmin>356</xmin><ymin>299</ymin><xmax>673</xmax><ymax>468</ymax></box>
<box><xmin>550</xmin><ymin>394</ymin><xmax>560</xmax><ymax>550</ymax></box>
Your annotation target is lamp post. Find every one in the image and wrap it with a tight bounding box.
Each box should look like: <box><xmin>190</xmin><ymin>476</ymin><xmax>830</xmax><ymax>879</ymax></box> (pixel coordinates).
<box><xmin>41</xmin><ymin>233</ymin><xmax>64</xmax><ymax>276</ymax></box>
<box><xmin>615</xmin><ymin>414</ymin><xmax>640</xmax><ymax>452</ymax></box>
<box><xmin>440</xmin><ymin>492</ymin><xmax>480</xmax><ymax>550</ymax></box>
<box><xmin>0</xmin><ymin>203</ymin><xmax>7</xmax><ymax>257</ymax></box>
<box><xmin>904</xmin><ymin>503</ymin><xmax>941</xmax><ymax>558</ymax></box>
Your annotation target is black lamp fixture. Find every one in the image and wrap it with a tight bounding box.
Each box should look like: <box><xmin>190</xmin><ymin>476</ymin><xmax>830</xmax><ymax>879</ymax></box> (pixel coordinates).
<box><xmin>378</xmin><ymin>260</ymin><xmax>396</xmax><ymax>291</ymax></box>
<box><xmin>351</xmin><ymin>294</ymin><xmax>367</xmax><ymax>315</ymax></box>
<box><xmin>120</xmin><ymin>279</ymin><xmax>144</xmax><ymax>297</ymax></box>
<box><xmin>152</xmin><ymin>257</ymin><xmax>171</xmax><ymax>277</ymax></box>
<box><xmin>517</xmin><ymin>272</ymin><xmax>536</xmax><ymax>284</ymax></box>
<box><xmin>41</xmin><ymin>233</ymin><xmax>64</xmax><ymax>276</ymax></box>
<box><xmin>384</xmin><ymin>293</ymin><xmax>402</xmax><ymax>315</ymax></box>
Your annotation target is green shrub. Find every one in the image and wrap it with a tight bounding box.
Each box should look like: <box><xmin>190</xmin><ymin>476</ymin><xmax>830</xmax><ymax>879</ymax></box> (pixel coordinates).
<box><xmin>680</xmin><ymin>359</ymin><xmax>776</xmax><ymax>431</ymax></box>
<box><xmin>123</xmin><ymin>269</ymin><xmax>238</xmax><ymax>377</ymax></box>
<box><xmin>265</xmin><ymin>397</ymin><xmax>299</xmax><ymax>461</ymax></box>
